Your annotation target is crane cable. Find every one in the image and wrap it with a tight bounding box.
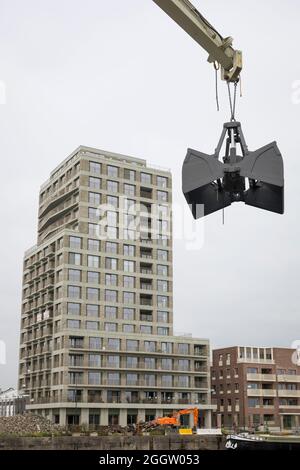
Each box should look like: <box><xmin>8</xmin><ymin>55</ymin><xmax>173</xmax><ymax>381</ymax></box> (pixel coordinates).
<box><xmin>214</xmin><ymin>62</ymin><xmax>220</xmax><ymax>111</ymax></box>
<box><xmin>227</xmin><ymin>80</ymin><xmax>238</xmax><ymax>121</ymax></box>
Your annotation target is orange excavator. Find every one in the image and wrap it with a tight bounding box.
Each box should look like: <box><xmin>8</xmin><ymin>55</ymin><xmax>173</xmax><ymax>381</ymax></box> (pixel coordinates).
<box><xmin>151</xmin><ymin>408</ymin><xmax>199</xmax><ymax>429</ymax></box>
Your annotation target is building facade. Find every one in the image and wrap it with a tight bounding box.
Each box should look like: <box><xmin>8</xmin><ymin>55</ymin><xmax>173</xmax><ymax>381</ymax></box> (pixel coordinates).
<box><xmin>211</xmin><ymin>346</ymin><xmax>300</xmax><ymax>431</ymax></box>
<box><xmin>0</xmin><ymin>388</ymin><xmax>27</xmax><ymax>416</ymax></box>
<box><xmin>19</xmin><ymin>145</ymin><xmax>213</xmax><ymax>428</ymax></box>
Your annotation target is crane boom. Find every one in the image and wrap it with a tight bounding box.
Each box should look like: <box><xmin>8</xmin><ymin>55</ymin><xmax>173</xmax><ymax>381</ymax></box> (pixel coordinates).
<box><xmin>152</xmin><ymin>0</ymin><xmax>242</xmax><ymax>82</ymax></box>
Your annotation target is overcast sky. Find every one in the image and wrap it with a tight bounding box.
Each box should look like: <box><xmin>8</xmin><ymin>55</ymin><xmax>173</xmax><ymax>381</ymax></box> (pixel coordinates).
<box><xmin>0</xmin><ymin>0</ymin><xmax>300</xmax><ymax>389</ymax></box>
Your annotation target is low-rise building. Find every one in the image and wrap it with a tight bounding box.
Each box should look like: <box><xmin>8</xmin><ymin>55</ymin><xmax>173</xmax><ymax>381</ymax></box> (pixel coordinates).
<box><xmin>0</xmin><ymin>388</ymin><xmax>27</xmax><ymax>416</ymax></box>
<box><xmin>211</xmin><ymin>346</ymin><xmax>300</xmax><ymax>432</ymax></box>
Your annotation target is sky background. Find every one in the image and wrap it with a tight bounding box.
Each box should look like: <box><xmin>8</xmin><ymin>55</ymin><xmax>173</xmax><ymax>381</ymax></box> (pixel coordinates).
<box><xmin>0</xmin><ymin>0</ymin><xmax>300</xmax><ymax>389</ymax></box>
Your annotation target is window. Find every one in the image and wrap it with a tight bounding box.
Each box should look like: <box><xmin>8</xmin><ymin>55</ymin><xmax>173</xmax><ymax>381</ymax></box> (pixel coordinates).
<box><xmin>277</xmin><ymin>369</ymin><xmax>286</xmax><ymax>375</ymax></box>
<box><xmin>157</xmin><ymin>249</ymin><xmax>168</xmax><ymax>261</ymax></box>
<box><xmin>107</xmin><ymin>195</ymin><xmax>118</xmax><ymax>208</ymax></box>
<box><xmin>157</xmin><ymin>176</ymin><xmax>167</xmax><ymax>188</ymax></box>
<box><xmin>178</xmin><ymin>359</ymin><xmax>189</xmax><ymax>371</ymax></box>
<box><xmin>157</xmin><ymin>311</ymin><xmax>168</xmax><ymax>323</ymax></box>
<box><xmin>88</xmin><ymin>223</ymin><xmax>99</xmax><ymax>236</ymax></box>
<box><xmin>157</xmin><ymin>327</ymin><xmax>168</xmax><ymax>336</ymax></box>
<box><xmin>157</xmin><ymin>265</ymin><xmax>168</xmax><ymax>276</ymax></box>
<box><xmin>123</xmin><ymin>308</ymin><xmax>134</xmax><ymax>320</ymax></box>
<box><xmin>162</xmin><ymin>358</ymin><xmax>172</xmax><ymax>370</ymax></box>
<box><xmin>69</xmin><ymin>336</ymin><xmax>83</xmax><ymax>348</ymax></box>
<box><xmin>162</xmin><ymin>375</ymin><xmax>173</xmax><ymax>386</ymax></box>
<box><xmin>126</xmin><ymin>357</ymin><xmax>138</xmax><ymax>368</ymax></box>
<box><xmin>69</xmin><ymin>236</ymin><xmax>81</xmax><ymax>249</ymax></box>
<box><xmin>124</xmin><ymin>184</ymin><xmax>135</xmax><ymax>197</ymax></box>
<box><xmin>178</xmin><ymin>343</ymin><xmax>189</xmax><ymax>354</ymax></box>
<box><xmin>106</xmin><ymin>273</ymin><xmax>117</xmax><ymax>286</ymax></box>
<box><xmin>107</xmin><ymin>355</ymin><xmax>120</xmax><ymax>367</ymax></box>
<box><xmin>145</xmin><ymin>357</ymin><xmax>156</xmax><ymax>369</ymax></box>
<box><xmin>87</xmin><ymin>288</ymin><xmax>99</xmax><ymax>301</ymax></box>
<box><xmin>123</xmin><ymin>291</ymin><xmax>135</xmax><ymax>304</ymax></box>
<box><xmin>247</xmin><ymin>383</ymin><xmax>259</xmax><ymax>389</ymax></box>
<box><xmin>105</xmin><ymin>306</ymin><xmax>117</xmax><ymax>320</ymax></box>
<box><xmin>68</xmin><ymin>285</ymin><xmax>81</xmax><ymax>299</ymax></box>
<box><xmin>157</xmin><ymin>295</ymin><xmax>168</xmax><ymax>308</ymax></box>
<box><xmin>178</xmin><ymin>376</ymin><xmax>189</xmax><ymax>387</ymax></box>
<box><xmin>124</xmin><ymin>260</ymin><xmax>135</xmax><ymax>272</ymax></box>
<box><xmin>124</xmin><ymin>168</ymin><xmax>135</xmax><ymax>181</ymax></box>
<box><xmin>157</xmin><ymin>190</ymin><xmax>168</xmax><ymax>202</ymax></box>
<box><xmin>108</xmin><ymin>373</ymin><xmax>120</xmax><ymax>385</ymax></box>
<box><xmin>88</xmin><ymin>255</ymin><xmax>100</xmax><ymax>268</ymax></box>
<box><xmin>68</xmin><ymin>269</ymin><xmax>81</xmax><ymax>282</ymax></box>
<box><xmin>127</xmin><ymin>340</ymin><xmax>138</xmax><ymax>351</ymax></box>
<box><xmin>161</xmin><ymin>342</ymin><xmax>172</xmax><ymax>354</ymax></box>
<box><xmin>89</xmin><ymin>192</ymin><xmax>101</xmax><ymax>205</ymax></box>
<box><xmin>67</xmin><ymin>303</ymin><xmax>80</xmax><ymax>316</ymax></box>
<box><xmin>88</xmin><ymin>372</ymin><xmax>101</xmax><ymax>385</ymax></box>
<box><xmin>123</xmin><ymin>244</ymin><xmax>135</xmax><ymax>256</ymax></box>
<box><xmin>107</xmin><ymin>180</ymin><xmax>118</xmax><ymax>193</ymax></box>
<box><xmin>145</xmin><ymin>374</ymin><xmax>156</xmax><ymax>386</ymax></box>
<box><xmin>157</xmin><ymin>280</ymin><xmax>168</xmax><ymax>292</ymax></box>
<box><xmin>105</xmin><ymin>322</ymin><xmax>117</xmax><ymax>332</ymax></box>
<box><xmin>248</xmin><ymin>398</ymin><xmax>260</xmax><ymax>407</ymax></box>
<box><xmin>106</xmin><ymin>241</ymin><xmax>118</xmax><ymax>254</ymax></box>
<box><xmin>123</xmin><ymin>276</ymin><xmax>134</xmax><ymax>288</ymax></box>
<box><xmin>69</xmin><ymin>252</ymin><xmax>81</xmax><ymax>265</ymax></box>
<box><xmin>105</xmin><ymin>289</ymin><xmax>117</xmax><ymax>302</ymax></box>
<box><xmin>88</xmin><ymin>239</ymin><xmax>100</xmax><ymax>251</ymax></box>
<box><xmin>86</xmin><ymin>304</ymin><xmax>99</xmax><ymax>318</ymax></box>
<box><xmin>89</xmin><ymin>337</ymin><xmax>101</xmax><ymax>349</ymax></box>
<box><xmin>126</xmin><ymin>373</ymin><xmax>138</xmax><ymax>385</ymax></box>
<box><xmin>89</xmin><ymin>176</ymin><xmax>101</xmax><ymax>189</ymax></box>
<box><xmin>88</xmin><ymin>207</ymin><xmax>99</xmax><ymax>220</ymax></box>
<box><xmin>105</xmin><ymin>257</ymin><xmax>117</xmax><ymax>270</ymax></box>
<box><xmin>107</xmin><ymin>165</ymin><xmax>118</xmax><ymax>177</ymax></box>
<box><xmin>87</xmin><ymin>271</ymin><xmax>99</xmax><ymax>284</ymax></box>
<box><xmin>141</xmin><ymin>325</ymin><xmax>152</xmax><ymax>334</ymax></box>
<box><xmin>145</xmin><ymin>341</ymin><xmax>156</xmax><ymax>353</ymax></box>
<box><xmin>67</xmin><ymin>319</ymin><xmax>80</xmax><ymax>329</ymax></box>
<box><xmin>108</xmin><ymin>338</ymin><xmax>120</xmax><ymax>350</ymax></box>
<box><xmin>123</xmin><ymin>324</ymin><xmax>134</xmax><ymax>333</ymax></box>
<box><xmin>90</xmin><ymin>161</ymin><xmax>101</xmax><ymax>174</ymax></box>
<box><xmin>247</xmin><ymin>367</ymin><xmax>258</xmax><ymax>374</ymax></box>
<box><xmin>89</xmin><ymin>354</ymin><xmax>101</xmax><ymax>367</ymax></box>
<box><xmin>86</xmin><ymin>321</ymin><xmax>98</xmax><ymax>330</ymax></box>
<box><xmin>141</xmin><ymin>173</ymin><xmax>152</xmax><ymax>185</ymax></box>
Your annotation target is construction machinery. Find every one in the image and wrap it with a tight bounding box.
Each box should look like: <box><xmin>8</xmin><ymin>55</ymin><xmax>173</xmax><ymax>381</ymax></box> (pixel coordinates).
<box><xmin>152</xmin><ymin>0</ymin><xmax>284</xmax><ymax>218</ymax></box>
<box><xmin>148</xmin><ymin>408</ymin><xmax>199</xmax><ymax>431</ymax></box>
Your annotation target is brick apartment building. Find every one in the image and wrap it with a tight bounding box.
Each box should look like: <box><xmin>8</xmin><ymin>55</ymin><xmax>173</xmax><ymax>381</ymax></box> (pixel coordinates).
<box><xmin>211</xmin><ymin>346</ymin><xmax>300</xmax><ymax>431</ymax></box>
<box><xmin>19</xmin><ymin>145</ymin><xmax>213</xmax><ymax>428</ymax></box>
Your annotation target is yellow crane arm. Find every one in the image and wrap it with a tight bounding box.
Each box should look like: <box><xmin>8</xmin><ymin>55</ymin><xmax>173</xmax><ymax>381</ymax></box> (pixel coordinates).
<box><xmin>152</xmin><ymin>0</ymin><xmax>242</xmax><ymax>82</ymax></box>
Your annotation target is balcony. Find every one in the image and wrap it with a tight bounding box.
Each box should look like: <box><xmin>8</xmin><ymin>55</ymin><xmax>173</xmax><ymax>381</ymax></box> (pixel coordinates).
<box><xmin>247</xmin><ymin>373</ymin><xmax>276</xmax><ymax>382</ymax></box>
<box><xmin>278</xmin><ymin>389</ymin><xmax>300</xmax><ymax>398</ymax></box>
<box><xmin>247</xmin><ymin>389</ymin><xmax>277</xmax><ymax>397</ymax></box>
<box><xmin>277</xmin><ymin>374</ymin><xmax>300</xmax><ymax>383</ymax></box>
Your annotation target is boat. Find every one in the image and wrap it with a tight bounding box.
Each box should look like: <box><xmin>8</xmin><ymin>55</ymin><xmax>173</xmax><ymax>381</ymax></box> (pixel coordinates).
<box><xmin>225</xmin><ymin>433</ymin><xmax>300</xmax><ymax>450</ymax></box>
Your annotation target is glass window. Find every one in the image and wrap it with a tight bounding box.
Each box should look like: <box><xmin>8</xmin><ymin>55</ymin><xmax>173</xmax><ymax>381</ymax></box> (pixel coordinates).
<box><xmin>68</xmin><ymin>285</ymin><xmax>81</xmax><ymax>299</ymax></box>
<box><xmin>145</xmin><ymin>374</ymin><xmax>156</xmax><ymax>386</ymax></box>
<box><xmin>124</xmin><ymin>260</ymin><xmax>135</xmax><ymax>272</ymax></box>
<box><xmin>123</xmin><ymin>291</ymin><xmax>135</xmax><ymax>304</ymax></box>
<box><xmin>107</xmin><ymin>195</ymin><xmax>118</xmax><ymax>208</ymax></box>
<box><xmin>88</xmin><ymin>371</ymin><xmax>101</xmax><ymax>385</ymax></box>
<box><xmin>248</xmin><ymin>398</ymin><xmax>260</xmax><ymax>407</ymax></box>
<box><xmin>157</xmin><ymin>327</ymin><xmax>168</xmax><ymax>336</ymax></box>
<box><xmin>123</xmin><ymin>276</ymin><xmax>134</xmax><ymax>288</ymax></box>
<box><xmin>247</xmin><ymin>367</ymin><xmax>258</xmax><ymax>374</ymax></box>
<box><xmin>106</xmin><ymin>273</ymin><xmax>118</xmax><ymax>286</ymax></box>
<box><xmin>67</xmin><ymin>302</ymin><xmax>80</xmax><ymax>316</ymax></box>
<box><xmin>178</xmin><ymin>343</ymin><xmax>189</xmax><ymax>354</ymax></box>
<box><xmin>107</xmin><ymin>180</ymin><xmax>118</xmax><ymax>193</ymax></box>
<box><xmin>88</xmin><ymin>255</ymin><xmax>100</xmax><ymax>268</ymax></box>
<box><xmin>69</xmin><ymin>252</ymin><xmax>81</xmax><ymax>265</ymax></box>
<box><xmin>141</xmin><ymin>173</ymin><xmax>152</xmax><ymax>185</ymax></box>
<box><xmin>88</xmin><ymin>223</ymin><xmax>99</xmax><ymax>236</ymax></box>
<box><xmin>107</xmin><ymin>355</ymin><xmax>120</xmax><ymax>367</ymax></box>
<box><xmin>161</xmin><ymin>342</ymin><xmax>172</xmax><ymax>354</ymax></box>
<box><xmin>123</xmin><ymin>308</ymin><xmax>135</xmax><ymax>320</ymax></box>
<box><xmin>123</xmin><ymin>244</ymin><xmax>135</xmax><ymax>256</ymax></box>
<box><xmin>141</xmin><ymin>325</ymin><xmax>152</xmax><ymax>334</ymax></box>
<box><xmin>123</xmin><ymin>324</ymin><xmax>134</xmax><ymax>333</ymax></box>
<box><xmin>157</xmin><ymin>176</ymin><xmax>167</xmax><ymax>188</ymax></box>
<box><xmin>178</xmin><ymin>376</ymin><xmax>189</xmax><ymax>387</ymax></box>
<box><xmin>88</xmin><ymin>354</ymin><xmax>101</xmax><ymax>367</ymax></box>
<box><xmin>89</xmin><ymin>176</ymin><xmax>101</xmax><ymax>189</ymax></box>
<box><xmin>157</xmin><ymin>249</ymin><xmax>168</xmax><ymax>261</ymax></box>
<box><xmin>86</xmin><ymin>321</ymin><xmax>98</xmax><ymax>330</ymax></box>
<box><xmin>86</xmin><ymin>304</ymin><xmax>99</xmax><ymax>318</ymax></box>
<box><xmin>107</xmin><ymin>165</ymin><xmax>118</xmax><ymax>177</ymax></box>
<box><xmin>89</xmin><ymin>161</ymin><xmax>101</xmax><ymax>175</ymax></box>
<box><xmin>126</xmin><ymin>357</ymin><xmax>138</xmax><ymax>368</ymax></box>
<box><xmin>87</xmin><ymin>271</ymin><xmax>100</xmax><ymax>284</ymax></box>
<box><xmin>161</xmin><ymin>358</ymin><xmax>172</xmax><ymax>370</ymax></box>
<box><xmin>108</xmin><ymin>372</ymin><xmax>120</xmax><ymax>385</ymax></box>
<box><xmin>157</xmin><ymin>280</ymin><xmax>168</xmax><ymax>292</ymax></box>
<box><xmin>157</xmin><ymin>311</ymin><xmax>168</xmax><ymax>323</ymax></box>
<box><xmin>127</xmin><ymin>340</ymin><xmax>139</xmax><ymax>351</ymax></box>
<box><xmin>178</xmin><ymin>359</ymin><xmax>189</xmax><ymax>371</ymax></box>
<box><xmin>67</xmin><ymin>319</ymin><xmax>80</xmax><ymax>329</ymax></box>
<box><xmin>124</xmin><ymin>168</ymin><xmax>135</xmax><ymax>181</ymax></box>
<box><xmin>162</xmin><ymin>375</ymin><xmax>173</xmax><ymax>386</ymax></box>
<box><xmin>108</xmin><ymin>338</ymin><xmax>120</xmax><ymax>351</ymax></box>
<box><xmin>69</xmin><ymin>236</ymin><xmax>82</xmax><ymax>249</ymax></box>
<box><xmin>89</xmin><ymin>192</ymin><xmax>101</xmax><ymax>205</ymax></box>
<box><xmin>105</xmin><ymin>257</ymin><xmax>117</xmax><ymax>270</ymax></box>
<box><xmin>145</xmin><ymin>357</ymin><xmax>156</xmax><ymax>369</ymax></box>
<box><xmin>88</xmin><ymin>207</ymin><xmax>100</xmax><ymax>220</ymax></box>
<box><xmin>106</xmin><ymin>241</ymin><xmax>118</xmax><ymax>254</ymax></box>
<box><xmin>105</xmin><ymin>322</ymin><xmax>117</xmax><ymax>332</ymax></box>
<box><xmin>157</xmin><ymin>295</ymin><xmax>168</xmax><ymax>308</ymax></box>
<box><xmin>88</xmin><ymin>239</ymin><xmax>100</xmax><ymax>251</ymax></box>
<box><xmin>89</xmin><ymin>337</ymin><xmax>101</xmax><ymax>349</ymax></box>
<box><xmin>157</xmin><ymin>190</ymin><xmax>168</xmax><ymax>202</ymax></box>
<box><xmin>105</xmin><ymin>306</ymin><xmax>117</xmax><ymax>320</ymax></box>
<box><xmin>124</xmin><ymin>183</ymin><xmax>135</xmax><ymax>197</ymax></box>
<box><xmin>144</xmin><ymin>341</ymin><xmax>156</xmax><ymax>352</ymax></box>
<box><xmin>68</xmin><ymin>269</ymin><xmax>81</xmax><ymax>282</ymax></box>
<box><xmin>87</xmin><ymin>288</ymin><xmax>99</xmax><ymax>301</ymax></box>
<box><xmin>105</xmin><ymin>289</ymin><xmax>117</xmax><ymax>302</ymax></box>
<box><xmin>157</xmin><ymin>265</ymin><xmax>168</xmax><ymax>276</ymax></box>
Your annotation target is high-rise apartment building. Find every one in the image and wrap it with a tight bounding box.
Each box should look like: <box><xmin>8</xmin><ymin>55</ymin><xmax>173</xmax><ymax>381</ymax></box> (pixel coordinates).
<box><xmin>211</xmin><ymin>346</ymin><xmax>300</xmax><ymax>431</ymax></box>
<box><xmin>19</xmin><ymin>146</ymin><xmax>213</xmax><ymax>428</ymax></box>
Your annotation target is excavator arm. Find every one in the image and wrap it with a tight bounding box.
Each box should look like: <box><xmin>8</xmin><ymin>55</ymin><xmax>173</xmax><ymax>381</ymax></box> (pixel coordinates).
<box><xmin>152</xmin><ymin>0</ymin><xmax>242</xmax><ymax>82</ymax></box>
